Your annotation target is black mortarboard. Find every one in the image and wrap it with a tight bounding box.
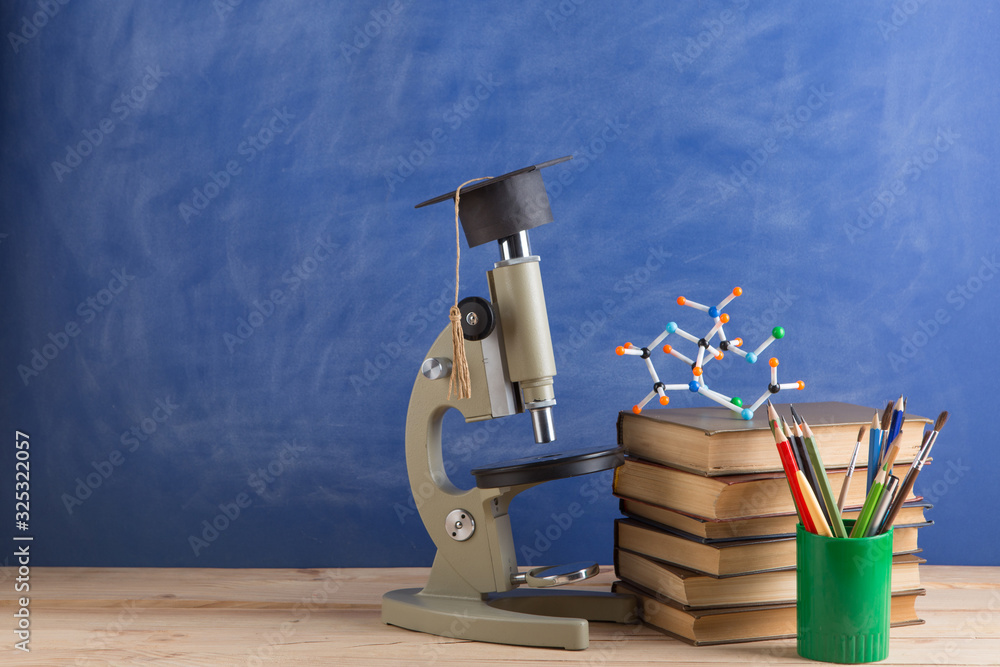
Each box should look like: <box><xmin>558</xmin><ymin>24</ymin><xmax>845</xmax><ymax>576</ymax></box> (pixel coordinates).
<box><xmin>415</xmin><ymin>156</ymin><xmax>572</xmax><ymax>248</ymax></box>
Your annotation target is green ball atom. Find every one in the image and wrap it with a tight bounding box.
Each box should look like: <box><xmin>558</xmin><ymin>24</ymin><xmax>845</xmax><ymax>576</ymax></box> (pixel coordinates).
<box><xmin>731</xmin><ymin>396</ymin><xmax>743</xmax><ymax>407</ymax></box>
<box><xmin>772</xmin><ymin>326</ymin><xmax>785</xmax><ymax>339</ymax></box>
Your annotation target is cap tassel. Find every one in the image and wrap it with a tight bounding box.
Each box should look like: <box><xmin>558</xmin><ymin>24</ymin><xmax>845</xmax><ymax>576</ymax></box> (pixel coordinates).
<box><xmin>447</xmin><ymin>177</ymin><xmax>491</xmax><ymax>401</ymax></box>
<box><xmin>448</xmin><ymin>305</ymin><xmax>472</xmax><ymax>401</ymax></box>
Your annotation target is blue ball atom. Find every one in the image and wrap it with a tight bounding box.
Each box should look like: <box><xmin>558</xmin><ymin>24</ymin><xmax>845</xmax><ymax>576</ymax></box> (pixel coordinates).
<box><xmin>688</xmin><ymin>380</ymin><xmax>700</xmax><ymax>392</ymax></box>
<box><xmin>746</xmin><ymin>352</ymin><xmax>758</xmax><ymax>364</ymax></box>
<box><xmin>741</xmin><ymin>408</ymin><xmax>753</xmax><ymax>420</ymax></box>
<box><xmin>708</xmin><ymin>306</ymin><xmax>719</xmax><ymax>318</ymax></box>
<box><xmin>666</xmin><ymin>322</ymin><xmax>677</xmax><ymax>333</ymax></box>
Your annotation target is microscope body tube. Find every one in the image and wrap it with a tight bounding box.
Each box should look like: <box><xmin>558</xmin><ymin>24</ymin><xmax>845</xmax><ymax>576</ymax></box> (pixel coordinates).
<box><xmin>488</xmin><ymin>257</ymin><xmax>557</xmax><ymax>443</ymax></box>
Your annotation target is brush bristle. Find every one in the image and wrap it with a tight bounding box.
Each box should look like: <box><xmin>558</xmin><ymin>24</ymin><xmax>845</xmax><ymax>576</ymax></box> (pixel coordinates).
<box><xmin>934</xmin><ymin>411</ymin><xmax>949</xmax><ymax>431</ymax></box>
<box><xmin>881</xmin><ymin>402</ymin><xmax>893</xmax><ymax>430</ymax></box>
<box><xmin>857</xmin><ymin>425</ymin><xmax>867</xmax><ymax>442</ymax></box>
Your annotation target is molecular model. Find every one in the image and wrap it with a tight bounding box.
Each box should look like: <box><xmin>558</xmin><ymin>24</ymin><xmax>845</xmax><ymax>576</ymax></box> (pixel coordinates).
<box><xmin>615</xmin><ymin>287</ymin><xmax>803</xmax><ymax>420</ymax></box>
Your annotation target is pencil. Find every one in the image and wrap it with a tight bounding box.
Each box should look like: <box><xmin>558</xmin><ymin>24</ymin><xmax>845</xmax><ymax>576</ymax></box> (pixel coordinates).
<box><xmin>882</xmin><ymin>395</ymin><xmax>905</xmax><ymax>467</ymax></box>
<box><xmin>867</xmin><ymin>412</ymin><xmax>881</xmax><ymax>492</ymax></box>
<box><xmin>797</xmin><ymin>470</ymin><xmax>832</xmax><ymax>537</ymax></box>
<box><xmin>858</xmin><ymin>427</ymin><xmax>904</xmax><ymax>537</ymax></box>
<box><xmin>791</xmin><ymin>405</ymin><xmax>847</xmax><ymax>538</ymax></box>
<box><xmin>768</xmin><ymin>403</ymin><xmax>816</xmax><ymax>533</ymax></box>
<box><xmin>787</xmin><ymin>417</ymin><xmax>831</xmax><ymax>529</ymax></box>
<box><xmin>777</xmin><ymin>439</ymin><xmax>816</xmax><ymax>533</ymax></box>
<box><xmin>851</xmin><ymin>466</ymin><xmax>888</xmax><ymax>539</ymax></box>
<box><xmin>838</xmin><ymin>424</ymin><xmax>867</xmax><ymax>513</ymax></box>
<box><xmin>867</xmin><ymin>475</ymin><xmax>899</xmax><ymax>537</ymax></box>
<box><xmin>877</xmin><ymin>431</ymin><xmax>904</xmax><ymax>481</ymax></box>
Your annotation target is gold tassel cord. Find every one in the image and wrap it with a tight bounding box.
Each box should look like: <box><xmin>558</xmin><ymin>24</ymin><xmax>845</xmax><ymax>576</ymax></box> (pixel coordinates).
<box><xmin>447</xmin><ymin>176</ymin><xmax>491</xmax><ymax>401</ymax></box>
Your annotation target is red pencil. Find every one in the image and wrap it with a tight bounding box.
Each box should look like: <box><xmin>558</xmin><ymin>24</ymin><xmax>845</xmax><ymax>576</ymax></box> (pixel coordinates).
<box><xmin>777</xmin><ymin>439</ymin><xmax>817</xmax><ymax>534</ymax></box>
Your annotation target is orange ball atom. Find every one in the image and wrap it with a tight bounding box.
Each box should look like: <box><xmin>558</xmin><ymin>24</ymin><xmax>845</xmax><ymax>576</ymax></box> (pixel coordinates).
<box><xmin>720</xmin><ymin>313</ymin><xmax>730</xmax><ymax>323</ymax></box>
<box><xmin>769</xmin><ymin>358</ymin><xmax>779</xmax><ymax>367</ymax></box>
<box><xmin>693</xmin><ymin>367</ymin><xmax>703</xmax><ymax>376</ymax></box>
<box><xmin>676</xmin><ymin>296</ymin><xmax>686</xmax><ymax>305</ymax></box>
<box><xmin>659</xmin><ymin>396</ymin><xmax>669</xmax><ymax>405</ymax></box>
<box><xmin>733</xmin><ymin>287</ymin><xmax>743</xmax><ymax>296</ymax></box>
<box><xmin>632</xmin><ymin>405</ymin><xmax>642</xmax><ymax>414</ymax></box>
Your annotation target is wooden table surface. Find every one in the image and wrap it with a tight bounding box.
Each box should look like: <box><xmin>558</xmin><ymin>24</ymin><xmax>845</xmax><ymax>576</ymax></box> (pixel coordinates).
<box><xmin>1</xmin><ymin>565</ymin><xmax>997</xmax><ymax>666</ymax></box>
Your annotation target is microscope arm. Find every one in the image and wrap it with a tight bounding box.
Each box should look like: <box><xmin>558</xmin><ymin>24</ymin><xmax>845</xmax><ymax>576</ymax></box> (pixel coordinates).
<box><xmin>404</xmin><ymin>323</ymin><xmax>529</xmax><ymax>596</ymax></box>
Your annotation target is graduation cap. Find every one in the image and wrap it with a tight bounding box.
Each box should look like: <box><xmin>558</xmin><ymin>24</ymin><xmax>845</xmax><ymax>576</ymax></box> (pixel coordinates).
<box><xmin>415</xmin><ymin>156</ymin><xmax>572</xmax><ymax>248</ymax></box>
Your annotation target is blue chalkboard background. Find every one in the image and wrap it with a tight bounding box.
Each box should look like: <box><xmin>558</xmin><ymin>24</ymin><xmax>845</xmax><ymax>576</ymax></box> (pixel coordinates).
<box><xmin>2</xmin><ymin>1</ymin><xmax>997</xmax><ymax>568</ymax></box>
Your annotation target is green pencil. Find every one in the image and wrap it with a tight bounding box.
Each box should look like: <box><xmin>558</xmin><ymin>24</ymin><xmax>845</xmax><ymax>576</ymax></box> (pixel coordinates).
<box><xmin>850</xmin><ymin>479</ymin><xmax>884</xmax><ymax>538</ymax></box>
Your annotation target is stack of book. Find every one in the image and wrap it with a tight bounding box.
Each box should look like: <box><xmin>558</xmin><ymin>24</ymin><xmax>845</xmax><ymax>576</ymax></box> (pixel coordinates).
<box><xmin>611</xmin><ymin>401</ymin><xmax>931</xmax><ymax>645</ymax></box>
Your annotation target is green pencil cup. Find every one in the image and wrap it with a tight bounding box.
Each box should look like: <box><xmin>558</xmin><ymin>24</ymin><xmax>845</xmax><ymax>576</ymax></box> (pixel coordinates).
<box><xmin>796</xmin><ymin>520</ymin><xmax>893</xmax><ymax>663</ymax></box>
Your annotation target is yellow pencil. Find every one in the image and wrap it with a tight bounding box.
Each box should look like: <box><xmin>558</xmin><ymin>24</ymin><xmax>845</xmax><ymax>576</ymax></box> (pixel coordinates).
<box><xmin>797</xmin><ymin>470</ymin><xmax>832</xmax><ymax>537</ymax></box>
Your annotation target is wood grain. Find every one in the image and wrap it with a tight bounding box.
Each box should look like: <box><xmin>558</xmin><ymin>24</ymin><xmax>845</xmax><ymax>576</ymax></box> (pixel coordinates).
<box><xmin>1</xmin><ymin>566</ymin><xmax>997</xmax><ymax>665</ymax></box>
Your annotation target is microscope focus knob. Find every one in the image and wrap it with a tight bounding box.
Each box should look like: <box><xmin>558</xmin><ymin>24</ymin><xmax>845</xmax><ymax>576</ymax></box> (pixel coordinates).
<box><xmin>445</xmin><ymin>509</ymin><xmax>475</xmax><ymax>541</ymax></box>
<box><xmin>420</xmin><ymin>357</ymin><xmax>452</xmax><ymax>380</ymax></box>
<box><xmin>458</xmin><ymin>296</ymin><xmax>495</xmax><ymax>341</ymax></box>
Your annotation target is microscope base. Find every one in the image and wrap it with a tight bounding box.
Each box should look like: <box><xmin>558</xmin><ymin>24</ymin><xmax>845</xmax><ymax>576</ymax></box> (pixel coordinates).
<box><xmin>382</xmin><ymin>587</ymin><xmax>638</xmax><ymax>650</ymax></box>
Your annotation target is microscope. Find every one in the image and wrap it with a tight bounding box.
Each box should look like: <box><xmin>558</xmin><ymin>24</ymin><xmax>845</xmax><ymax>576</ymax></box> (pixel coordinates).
<box><xmin>381</xmin><ymin>157</ymin><xmax>637</xmax><ymax>650</ymax></box>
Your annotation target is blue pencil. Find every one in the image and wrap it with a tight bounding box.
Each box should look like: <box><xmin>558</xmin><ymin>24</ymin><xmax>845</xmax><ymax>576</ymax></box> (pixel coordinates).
<box><xmin>883</xmin><ymin>396</ymin><xmax>905</xmax><ymax>464</ymax></box>
<box><xmin>867</xmin><ymin>412</ymin><xmax>880</xmax><ymax>492</ymax></box>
